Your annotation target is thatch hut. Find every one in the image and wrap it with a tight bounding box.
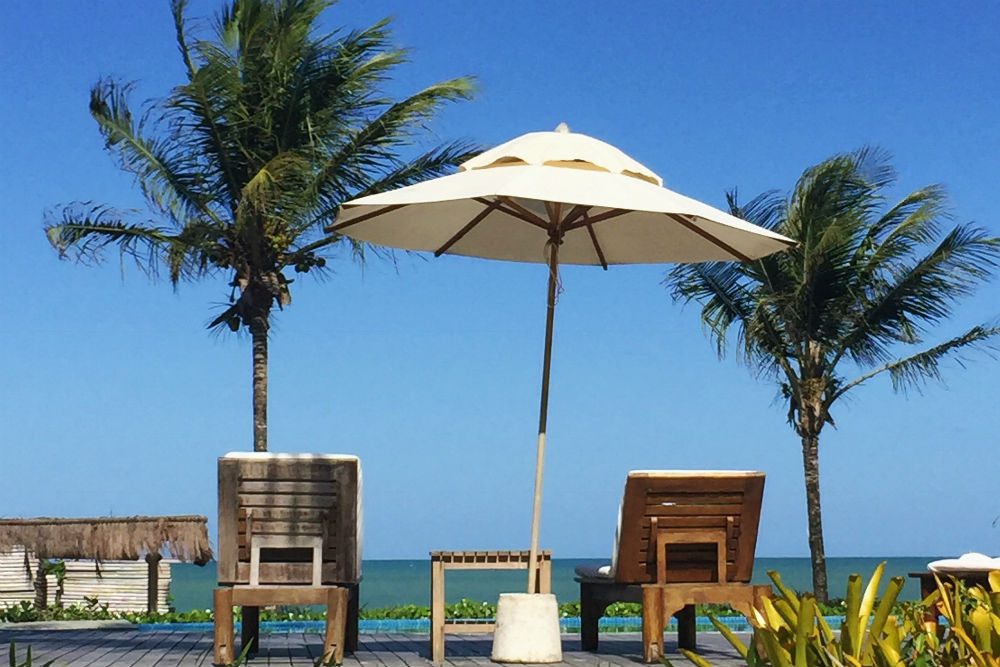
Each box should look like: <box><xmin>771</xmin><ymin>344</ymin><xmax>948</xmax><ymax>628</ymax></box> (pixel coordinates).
<box><xmin>0</xmin><ymin>515</ymin><xmax>211</xmax><ymax>612</ymax></box>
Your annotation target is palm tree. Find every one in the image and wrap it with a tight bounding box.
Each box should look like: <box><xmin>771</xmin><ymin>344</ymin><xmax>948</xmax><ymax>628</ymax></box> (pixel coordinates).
<box><xmin>666</xmin><ymin>148</ymin><xmax>999</xmax><ymax>602</ymax></box>
<box><xmin>45</xmin><ymin>0</ymin><xmax>476</xmax><ymax>452</ymax></box>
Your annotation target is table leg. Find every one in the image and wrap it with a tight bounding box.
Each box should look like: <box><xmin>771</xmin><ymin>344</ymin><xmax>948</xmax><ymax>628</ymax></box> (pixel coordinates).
<box><xmin>538</xmin><ymin>557</ymin><xmax>552</xmax><ymax>594</ymax></box>
<box><xmin>431</xmin><ymin>559</ymin><xmax>445</xmax><ymax>664</ymax></box>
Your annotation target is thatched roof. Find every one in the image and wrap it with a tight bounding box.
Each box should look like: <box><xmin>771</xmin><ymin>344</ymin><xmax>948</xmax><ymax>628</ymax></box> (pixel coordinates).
<box><xmin>0</xmin><ymin>515</ymin><xmax>212</xmax><ymax>564</ymax></box>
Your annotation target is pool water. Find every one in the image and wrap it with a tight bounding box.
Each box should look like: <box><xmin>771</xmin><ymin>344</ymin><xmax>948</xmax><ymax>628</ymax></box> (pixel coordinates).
<box><xmin>138</xmin><ymin>615</ymin><xmax>846</xmax><ymax>634</ymax></box>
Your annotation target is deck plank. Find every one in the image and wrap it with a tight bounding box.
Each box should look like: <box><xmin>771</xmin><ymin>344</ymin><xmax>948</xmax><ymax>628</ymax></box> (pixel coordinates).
<box><xmin>0</xmin><ymin>629</ymin><xmax>748</xmax><ymax>667</ymax></box>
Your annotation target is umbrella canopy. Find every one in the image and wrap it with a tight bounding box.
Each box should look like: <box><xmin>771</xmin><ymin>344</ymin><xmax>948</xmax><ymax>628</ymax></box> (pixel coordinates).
<box><xmin>333</xmin><ymin>125</ymin><xmax>793</xmax><ymax>265</ymax></box>
<box><xmin>328</xmin><ymin>125</ymin><xmax>794</xmax><ymax>591</ymax></box>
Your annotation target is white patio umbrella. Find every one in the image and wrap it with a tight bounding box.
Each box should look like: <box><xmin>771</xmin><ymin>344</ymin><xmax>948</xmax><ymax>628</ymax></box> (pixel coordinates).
<box><xmin>328</xmin><ymin>125</ymin><xmax>794</xmax><ymax>592</ymax></box>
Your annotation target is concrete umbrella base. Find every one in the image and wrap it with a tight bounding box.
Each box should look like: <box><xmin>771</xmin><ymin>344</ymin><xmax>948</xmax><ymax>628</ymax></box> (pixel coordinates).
<box><xmin>490</xmin><ymin>593</ymin><xmax>563</xmax><ymax>663</ymax></box>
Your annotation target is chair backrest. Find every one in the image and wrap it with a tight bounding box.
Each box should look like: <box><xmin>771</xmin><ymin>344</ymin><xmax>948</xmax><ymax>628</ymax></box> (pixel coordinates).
<box><xmin>613</xmin><ymin>470</ymin><xmax>764</xmax><ymax>585</ymax></box>
<box><xmin>217</xmin><ymin>453</ymin><xmax>362</xmax><ymax>586</ymax></box>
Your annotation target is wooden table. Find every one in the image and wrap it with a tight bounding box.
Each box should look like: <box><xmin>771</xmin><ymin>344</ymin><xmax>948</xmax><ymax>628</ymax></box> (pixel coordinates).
<box><xmin>430</xmin><ymin>550</ymin><xmax>552</xmax><ymax>664</ymax></box>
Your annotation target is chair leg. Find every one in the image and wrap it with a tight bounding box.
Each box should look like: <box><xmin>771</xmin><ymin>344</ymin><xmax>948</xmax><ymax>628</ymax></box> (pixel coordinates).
<box><xmin>676</xmin><ymin>604</ymin><xmax>696</xmax><ymax>650</ymax></box>
<box><xmin>241</xmin><ymin>605</ymin><xmax>260</xmax><ymax>658</ymax></box>
<box><xmin>323</xmin><ymin>587</ymin><xmax>348</xmax><ymax>665</ymax></box>
<box><xmin>642</xmin><ymin>587</ymin><xmax>665</xmax><ymax>663</ymax></box>
<box><xmin>580</xmin><ymin>583</ymin><xmax>603</xmax><ymax>652</ymax></box>
<box><xmin>345</xmin><ymin>583</ymin><xmax>359</xmax><ymax>653</ymax></box>
<box><xmin>213</xmin><ymin>588</ymin><xmax>234</xmax><ymax>666</ymax></box>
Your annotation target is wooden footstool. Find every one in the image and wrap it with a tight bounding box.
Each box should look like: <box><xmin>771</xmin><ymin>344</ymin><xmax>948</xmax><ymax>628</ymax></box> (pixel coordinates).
<box><xmin>430</xmin><ymin>550</ymin><xmax>552</xmax><ymax>664</ymax></box>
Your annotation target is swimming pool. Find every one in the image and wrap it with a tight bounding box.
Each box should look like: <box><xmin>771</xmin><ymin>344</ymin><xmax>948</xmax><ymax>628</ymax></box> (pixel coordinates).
<box><xmin>137</xmin><ymin>615</ymin><xmax>846</xmax><ymax>634</ymax></box>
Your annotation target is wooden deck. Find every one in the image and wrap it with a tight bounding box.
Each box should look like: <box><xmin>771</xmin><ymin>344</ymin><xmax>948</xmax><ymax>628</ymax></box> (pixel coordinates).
<box><xmin>0</xmin><ymin>629</ymin><xmax>747</xmax><ymax>666</ymax></box>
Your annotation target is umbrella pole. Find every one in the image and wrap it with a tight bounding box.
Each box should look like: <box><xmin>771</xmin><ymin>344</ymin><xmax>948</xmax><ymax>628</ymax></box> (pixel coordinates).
<box><xmin>527</xmin><ymin>241</ymin><xmax>559</xmax><ymax>593</ymax></box>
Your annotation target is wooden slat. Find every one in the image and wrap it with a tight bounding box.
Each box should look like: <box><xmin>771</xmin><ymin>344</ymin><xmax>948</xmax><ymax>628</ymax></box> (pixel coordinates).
<box><xmin>237</xmin><ymin>493</ymin><xmax>336</xmax><ymax>509</ymax></box>
<box><xmin>218</xmin><ymin>460</ymin><xmax>240</xmax><ymax>583</ymax></box>
<box><xmin>234</xmin><ymin>459</ymin><xmax>355</xmax><ymax>482</ymax></box>
<box><xmin>239</xmin><ymin>521</ymin><xmax>325</xmax><ymax>536</ymax></box>
<box><xmin>218</xmin><ymin>456</ymin><xmax>360</xmax><ymax>586</ymax></box>
<box><xmin>615</xmin><ymin>471</ymin><xmax>763</xmax><ymax>584</ymax></box>
<box><xmin>643</xmin><ymin>503</ymin><xmax>745</xmax><ymax>516</ymax></box>
<box><xmin>645</xmin><ymin>492</ymin><xmax>745</xmax><ymax>504</ymax></box>
<box><xmin>236</xmin><ymin>507</ymin><xmax>328</xmax><ymax>521</ymax></box>
<box><xmin>239</xmin><ymin>480</ymin><xmax>339</xmax><ymax>495</ymax></box>
<box><xmin>433</xmin><ymin>561</ymin><xmax>540</xmax><ymax>571</ymax></box>
<box><xmin>733</xmin><ymin>473</ymin><xmax>765</xmax><ymax>581</ymax></box>
<box><xmin>444</xmin><ymin>622</ymin><xmax>497</xmax><ymax>633</ymax></box>
<box><xmin>228</xmin><ymin>562</ymin><xmax>354</xmax><ymax>586</ymax></box>
<box><xmin>231</xmin><ymin>585</ymin><xmax>343</xmax><ymax>606</ymax></box>
<box><xmin>634</xmin><ymin>515</ymin><xmax>741</xmax><ymax>529</ymax></box>
<box><xmin>638</xmin><ymin>476</ymin><xmax>754</xmax><ymax>493</ymax></box>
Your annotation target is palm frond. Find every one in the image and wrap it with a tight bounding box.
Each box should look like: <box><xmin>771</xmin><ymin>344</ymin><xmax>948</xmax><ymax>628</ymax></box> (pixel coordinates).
<box><xmin>44</xmin><ymin>203</ymin><xmax>176</xmax><ymax>276</ymax></box>
<box><xmin>667</xmin><ymin>261</ymin><xmax>754</xmax><ymax>356</ymax></box>
<box><xmin>836</xmin><ymin>324</ymin><xmax>1000</xmax><ymax>398</ymax></box>
<box><xmin>668</xmin><ymin>147</ymin><xmax>1000</xmax><ymax>435</ymax></box>
<box><xmin>90</xmin><ymin>79</ymin><xmax>224</xmax><ymax>228</ymax></box>
<box><xmin>311</xmin><ymin>77</ymin><xmax>475</xmax><ymax>206</ymax></box>
<box><xmin>840</xmin><ymin>224</ymin><xmax>1000</xmax><ymax>366</ymax></box>
<box><xmin>726</xmin><ymin>189</ymin><xmax>785</xmax><ymax>232</ymax></box>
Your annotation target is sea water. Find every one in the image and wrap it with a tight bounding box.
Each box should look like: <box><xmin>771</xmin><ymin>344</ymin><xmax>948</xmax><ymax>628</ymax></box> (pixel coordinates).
<box><xmin>168</xmin><ymin>557</ymin><xmax>940</xmax><ymax>612</ymax></box>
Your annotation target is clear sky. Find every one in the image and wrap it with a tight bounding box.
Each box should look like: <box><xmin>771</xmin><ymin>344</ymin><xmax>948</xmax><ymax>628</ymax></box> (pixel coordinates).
<box><xmin>1</xmin><ymin>1</ymin><xmax>998</xmax><ymax>560</ymax></box>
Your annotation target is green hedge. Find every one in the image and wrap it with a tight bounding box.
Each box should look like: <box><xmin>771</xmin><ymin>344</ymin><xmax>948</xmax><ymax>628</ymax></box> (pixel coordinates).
<box><xmin>0</xmin><ymin>598</ymin><xmax>849</xmax><ymax>624</ymax></box>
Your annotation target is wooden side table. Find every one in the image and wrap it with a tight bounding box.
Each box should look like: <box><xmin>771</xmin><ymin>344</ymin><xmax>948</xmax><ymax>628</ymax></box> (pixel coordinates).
<box><xmin>430</xmin><ymin>550</ymin><xmax>553</xmax><ymax>664</ymax></box>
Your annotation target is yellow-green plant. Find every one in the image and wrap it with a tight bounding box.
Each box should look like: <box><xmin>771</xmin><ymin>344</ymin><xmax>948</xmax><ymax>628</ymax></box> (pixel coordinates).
<box><xmin>675</xmin><ymin>566</ymin><xmax>1000</xmax><ymax>667</ymax></box>
<box><xmin>675</xmin><ymin>563</ymin><xmax>907</xmax><ymax>667</ymax></box>
<box><xmin>916</xmin><ymin>571</ymin><xmax>1000</xmax><ymax>667</ymax></box>
<box><xmin>6</xmin><ymin>641</ymin><xmax>55</xmax><ymax>667</ymax></box>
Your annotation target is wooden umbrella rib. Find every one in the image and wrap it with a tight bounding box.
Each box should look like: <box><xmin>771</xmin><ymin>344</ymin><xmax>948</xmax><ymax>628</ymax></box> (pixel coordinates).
<box><xmin>583</xmin><ymin>214</ymin><xmax>609</xmax><ymax>270</ymax></box>
<box><xmin>496</xmin><ymin>196</ymin><xmax>551</xmax><ymax>229</ymax></box>
<box><xmin>434</xmin><ymin>201</ymin><xmax>501</xmax><ymax>257</ymax></box>
<box><xmin>559</xmin><ymin>204</ymin><xmax>592</xmax><ymax>229</ymax></box>
<box><xmin>326</xmin><ymin>204</ymin><xmax>408</xmax><ymax>232</ymax></box>
<box><xmin>543</xmin><ymin>201</ymin><xmax>557</xmax><ymax>223</ymax></box>
<box><xmin>664</xmin><ymin>213</ymin><xmax>753</xmax><ymax>262</ymax></box>
<box><xmin>563</xmin><ymin>208</ymin><xmax>629</xmax><ymax>230</ymax></box>
<box><xmin>474</xmin><ymin>197</ymin><xmax>548</xmax><ymax>230</ymax></box>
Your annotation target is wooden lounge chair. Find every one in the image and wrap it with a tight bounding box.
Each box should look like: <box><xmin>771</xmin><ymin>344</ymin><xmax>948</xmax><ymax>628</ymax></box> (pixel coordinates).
<box><xmin>214</xmin><ymin>453</ymin><xmax>362</xmax><ymax>665</ymax></box>
<box><xmin>576</xmin><ymin>470</ymin><xmax>770</xmax><ymax>663</ymax></box>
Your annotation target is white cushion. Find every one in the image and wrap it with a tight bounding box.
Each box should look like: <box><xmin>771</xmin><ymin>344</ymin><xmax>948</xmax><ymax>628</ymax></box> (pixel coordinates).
<box><xmin>928</xmin><ymin>552</ymin><xmax>1000</xmax><ymax>572</ymax></box>
<box><xmin>223</xmin><ymin>452</ymin><xmax>360</xmax><ymax>462</ymax></box>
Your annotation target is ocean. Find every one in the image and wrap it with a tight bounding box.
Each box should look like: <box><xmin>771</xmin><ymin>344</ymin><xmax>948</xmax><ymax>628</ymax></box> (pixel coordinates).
<box><xmin>169</xmin><ymin>557</ymin><xmax>940</xmax><ymax>612</ymax></box>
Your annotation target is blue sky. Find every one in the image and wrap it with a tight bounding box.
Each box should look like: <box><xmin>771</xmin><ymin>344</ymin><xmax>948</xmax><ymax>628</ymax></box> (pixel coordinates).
<box><xmin>1</xmin><ymin>1</ymin><xmax>998</xmax><ymax>560</ymax></box>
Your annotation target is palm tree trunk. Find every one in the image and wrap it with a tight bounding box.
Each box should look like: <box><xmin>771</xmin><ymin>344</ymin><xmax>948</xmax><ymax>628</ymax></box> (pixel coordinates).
<box><xmin>249</xmin><ymin>308</ymin><xmax>269</xmax><ymax>452</ymax></box>
<box><xmin>33</xmin><ymin>561</ymin><xmax>47</xmax><ymax>610</ymax></box>
<box><xmin>800</xmin><ymin>432</ymin><xmax>829</xmax><ymax>603</ymax></box>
